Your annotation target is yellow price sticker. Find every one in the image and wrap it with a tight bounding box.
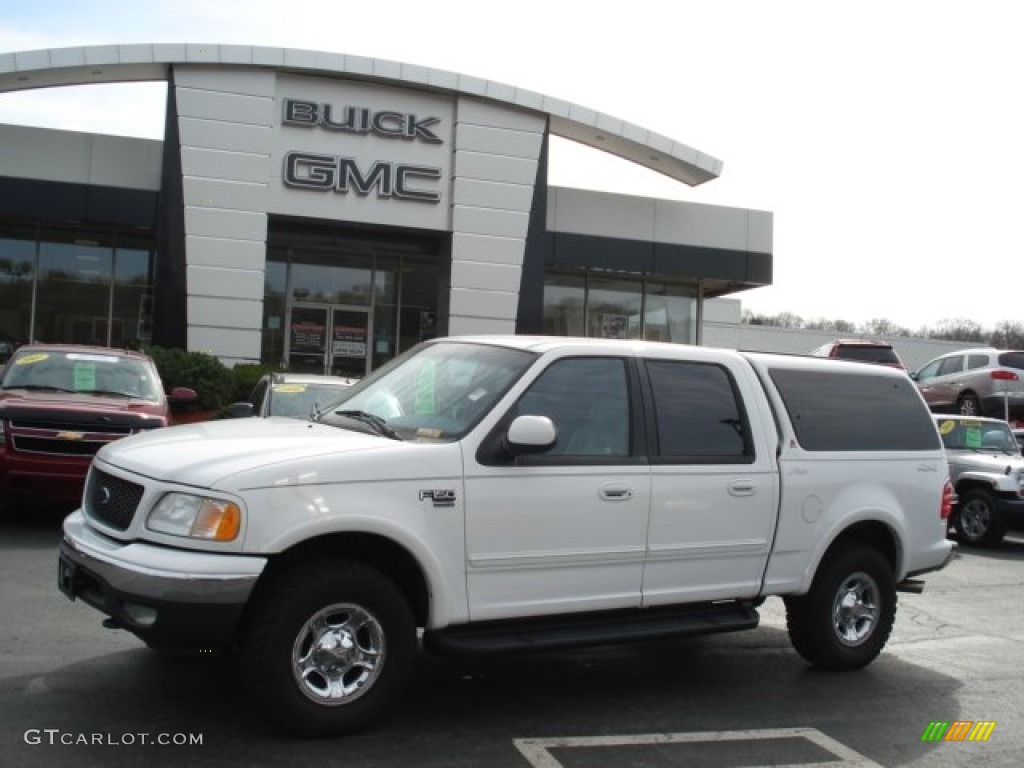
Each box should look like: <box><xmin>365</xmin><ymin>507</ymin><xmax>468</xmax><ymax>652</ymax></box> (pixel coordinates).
<box><xmin>15</xmin><ymin>353</ymin><xmax>49</xmax><ymax>365</ymax></box>
<box><xmin>939</xmin><ymin>420</ymin><xmax>956</xmax><ymax>435</ymax></box>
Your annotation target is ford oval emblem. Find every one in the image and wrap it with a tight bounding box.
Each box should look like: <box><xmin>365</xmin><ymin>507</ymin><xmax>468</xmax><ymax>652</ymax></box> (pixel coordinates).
<box><xmin>98</xmin><ymin>486</ymin><xmax>111</xmax><ymax>506</ymax></box>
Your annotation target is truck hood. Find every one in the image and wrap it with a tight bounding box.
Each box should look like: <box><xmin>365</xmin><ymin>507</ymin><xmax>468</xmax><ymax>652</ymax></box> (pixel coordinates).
<box><xmin>97</xmin><ymin>417</ymin><xmax>396</xmax><ymax>487</ymax></box>
<box><xmin>0</xmin><ymin>388</ymin><xmax>168</xmax><ymax>421</ymax></box>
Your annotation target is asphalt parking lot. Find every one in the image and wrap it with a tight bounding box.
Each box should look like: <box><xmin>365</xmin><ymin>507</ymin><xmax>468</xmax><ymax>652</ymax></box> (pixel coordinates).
<box><xmin>2</xmin><ymin>503</ymin><xmax>1023</xmax><ymax>768</ymax></box>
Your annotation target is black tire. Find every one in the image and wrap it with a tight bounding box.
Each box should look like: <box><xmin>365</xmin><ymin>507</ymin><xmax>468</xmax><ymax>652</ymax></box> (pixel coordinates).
<box><xmin>957</xmin><ymin>393</ymin><xmax>982</xmax><ymax>416</ymax></box>
<box><xmin>784</xmin><ymin>545</ymin><xmax>896</xmax><ymax>671</ymax></box>
<box><xmin>237</xmin><ymin>559</ymin><xmax>416</xmax><ymax>737</ymax></box>
<box><xmin>953</xmin><ymin>488</ymin><xmax>1006</xmax><ymax>547</ymax></box>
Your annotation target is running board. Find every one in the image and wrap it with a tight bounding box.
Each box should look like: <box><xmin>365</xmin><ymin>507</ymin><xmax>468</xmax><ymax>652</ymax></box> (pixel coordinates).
<box><xmin>422</xmin><ymin>601</ymin><xmax>759</xmax><ymax>657</ymax></box>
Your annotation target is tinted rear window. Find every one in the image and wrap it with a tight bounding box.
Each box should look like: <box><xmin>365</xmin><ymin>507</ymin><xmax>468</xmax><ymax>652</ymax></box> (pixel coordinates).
<box><xmin>834</xmin><ymin>345</ymin><xmax>901</xmax><ymax>366</ymax></box>
<box><xmin>997</xmin><ymin>352</ymin><xmax>1024</xmax><ymax>371</ymax></box>
<box><xmin>768</xmin><ymin>368</ymin><xmax>940</xmax><ymax>451</ymax></box>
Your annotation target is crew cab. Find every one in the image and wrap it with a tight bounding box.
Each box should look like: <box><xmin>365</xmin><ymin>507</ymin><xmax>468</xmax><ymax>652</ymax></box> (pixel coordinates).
<box><xmin>58</xmin><ymin>336</ymin><xmax>956</xmax><ymax>735</ymax></box>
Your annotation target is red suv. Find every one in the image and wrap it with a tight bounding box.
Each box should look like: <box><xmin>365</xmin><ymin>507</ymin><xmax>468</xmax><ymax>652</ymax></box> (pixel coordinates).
<box><xmin>0</xmin><ymin>344</ymin><xmax>195</xmax><ymax>505</ymax></box>
<box><xmin>809</xmin><ymin>338</ymin><xmax>906</xmax><ymax>369</ymax></box>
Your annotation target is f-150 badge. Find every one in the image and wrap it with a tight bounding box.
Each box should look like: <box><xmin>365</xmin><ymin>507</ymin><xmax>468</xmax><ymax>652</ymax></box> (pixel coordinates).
<box><xmin>419</xmin><ymin>489</ymin><xmax>456</xmax><ymax>507</ymax></box>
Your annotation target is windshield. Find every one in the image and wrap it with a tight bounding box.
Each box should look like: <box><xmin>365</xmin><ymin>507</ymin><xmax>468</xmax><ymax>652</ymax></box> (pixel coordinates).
<box><xmin>317</xmin><ymin>341</ymin><xmax>535</xmax><ymax>440</ymax></box>
<box><xmin>0</xmin><ymin>349</ymin><xmax>163</xmax><ymax>401</ymax></box>
<box><xmin>938</xmin><ymin>418</ymin><xmax>1019</xmax><ymax>454</ymax></box>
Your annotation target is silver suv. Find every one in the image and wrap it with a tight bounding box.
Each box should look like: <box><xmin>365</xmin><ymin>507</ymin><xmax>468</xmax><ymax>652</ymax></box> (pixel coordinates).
<box><xmin>935</xmin><ymin>414</ymin><xmax>1024</xmax><ymax>546</ymax></box>
<box><xmin>912</xmin><ymin>348</ymin><xmax>1024</xmax><ymax>420</ymax></box>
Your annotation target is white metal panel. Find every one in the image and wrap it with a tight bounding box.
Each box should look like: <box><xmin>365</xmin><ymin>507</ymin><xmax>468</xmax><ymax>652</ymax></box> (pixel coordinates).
<box><xmin>183</xmin><ymin>177</ymin><xmax>268</xmax><ymax>214</ymax></box>
<box><xmin>450</xmin><ymin>232</ymin><xmax>526</xmax><ymax>267</ymax></box>
<box><xmin>180</xmin><ymin>147</ymin><xmax>269</xmax><ymax>184</ymax></box>
<box><xmin>177</xmin><ymin>116</ymin><xmax>274</xmax><ymax>154</ymax></box>
<box><xmin>452</xmin><ymin>205</ymin><xmax>529</xmax><ymax>239</ymax></box>
<box><xmin>187</xmin><ymin>326</ymin><xmax>261</xmax><ymax>360</ymax></box>
<box><xmin>176</xmin><ymin>87</ymin><xmax>274</xmax><ymax>126</ymax></box>
<box><xmin>185</xmin><ymin>236</ymin><xmax>266</xmax><ymax>271</ymax></box>
<box><xmin>453</xmin><ymin>151</ymin><xmax>538</xmax><ymax>186</ymax></box>
<box><xmin>183</xmin><ymin>207</ymin><xmax>267</xmax><ymax>241</ymax></box>
<box><xmin>451</xmin><ymin>261</ymin><xmax>522</xmax><ymax>293</ymax></box>
<box><xmin>186</xmin><ymin>265</ymin><xmax>264</xmax><ymax>300</ymax></box>
<box><xmin>452</xmin><ymin>178</ymin><xmax>534</xmax><ymax>213</ymax></box>
<box><xmin>548</xmin><ymin>187</ymin><xmax>656</xmax><ymax>241</ymax></box>
<box><xmin>449</xmin><ymin>287</ymin><xmax>520</xmax><ymax>319</ymax></box>
<box><xmin>455</xmin><ymin>123</ymin><xmax>545</xmax><ymax>160</ymax></box>
<box><xmin>187</xmin><ymin>295</ymin><xmax>263</xmax><ymax>328</ymax></box>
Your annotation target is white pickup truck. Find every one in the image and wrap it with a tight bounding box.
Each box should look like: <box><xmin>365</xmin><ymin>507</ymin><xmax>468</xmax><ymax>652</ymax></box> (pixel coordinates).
<box><xmin>58</xmin><ymin>336</ymin><xmax>956</xmax><ymax>736</ymax></box>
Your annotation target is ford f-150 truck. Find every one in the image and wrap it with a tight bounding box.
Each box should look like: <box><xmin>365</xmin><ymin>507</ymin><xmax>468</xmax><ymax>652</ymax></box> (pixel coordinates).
<box><xmin>58</xmin><ymin>336</ymin><xmax>956</xmax><ymax>736</ymax></box>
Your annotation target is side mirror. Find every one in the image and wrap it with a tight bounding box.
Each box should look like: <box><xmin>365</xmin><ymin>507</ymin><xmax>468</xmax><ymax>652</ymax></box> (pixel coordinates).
<box><xmin>224</xmin><ymin>401</ymin><xmax>255</xmax><ymax>418</ymax></box>
<box><xmin>168</xmin><ymin>386</ymin><xmax>198</xmax><ymax>403</ymax></box>
<box><xmin>504</xmin><ymin>414</ymin><xmax>557</xmax><ymax>455</ymax></box>
<box><xmin>909</xmin><ymin>372</ymin><xmax>919</xmax><ymax>381</ymax></box>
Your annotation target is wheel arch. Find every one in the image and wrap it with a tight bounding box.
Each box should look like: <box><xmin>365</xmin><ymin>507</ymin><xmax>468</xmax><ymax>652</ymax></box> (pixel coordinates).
<box><xmin>251</xmin><ymin>532</ymin><xmax>432</xmax><ymax>628</ymax></box>
<box><xmin>805</xmin><ymin>520</ymin><xmax>901</xmax><ymax>593</ymax></box>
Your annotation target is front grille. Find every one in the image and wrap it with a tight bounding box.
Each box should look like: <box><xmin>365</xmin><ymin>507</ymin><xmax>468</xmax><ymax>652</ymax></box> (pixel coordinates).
<box><xmin>11</xmin><ymin>435</ymin><xmax>106</xmax><ymax>456</ymax></box>
<box><xmin>9</xmin><ymin>419</ymin><xmax>132</xmax><ymax>457</ymax></box>
<box><xmin>85</xmin><ymin>469</ymin><xmax>144</xmax><ymax>531</ymax></box>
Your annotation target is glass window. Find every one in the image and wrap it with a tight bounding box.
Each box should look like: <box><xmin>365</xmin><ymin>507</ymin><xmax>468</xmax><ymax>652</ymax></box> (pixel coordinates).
<box><xmin>543</xmin><ymin>273</ymin><xmax>585</xmax><ymax>336</ymax></box>
<box><xmin>768</xmin><ymin>368</ymin><xmax>942</xmax><ymax>451</ymax></box>
<box><xmin>262</xmin><ymin>259</ymin><xmax>288</xmax><ymax>366</ymax></box>
<box><xmin>111</xmin><ymin>247</ymin><xmax>152</xmax><ymax>348</ymax></box>
<box><xmin>35</xmin><ymin>239</ymin><xmax>113</xmax><ymax>345</ymax></box>
<box><xmin>514</xmin><ymin>357</ymin><xmax>630</xmax><ymax>457</ymax></box>
<box><xmin>644</xmin><ymin>282</ymin><xmax>697</xmax><ymax>344</ymax></box>
<box><xmin>937</xmin><ymin>356</ymin><xmax>965</xmax><ymax>376</ymax></box>
<box><xmin>0</xmin><ymin>231</ymin><xmax>35</xmax><ymax>352</ymax></box>
<box><xmin>587</xmin><ymin>276</ymin><xmax>642</xmax><ymax>339</ymax></box>
<box><xmin>290</xmin><ymin>256</ymin><xmax>373</xmax><ymax>305</ymax></box>
<box><xmin>330</xmin><ymin>341</ymin><xmax>534</xmax><ymax>440</ymax></box>
<box><xmin>646</xmin><ymin>360</ymin><xmax>751</xmax><ymax>461</ymax></box>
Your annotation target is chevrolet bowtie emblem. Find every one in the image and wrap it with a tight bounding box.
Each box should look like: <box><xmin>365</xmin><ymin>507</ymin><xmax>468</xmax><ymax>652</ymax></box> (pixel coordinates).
<box><xmin>56</xmin><ymin>431</ymin><xmax>85</xmax><ymax>441</ymax></box>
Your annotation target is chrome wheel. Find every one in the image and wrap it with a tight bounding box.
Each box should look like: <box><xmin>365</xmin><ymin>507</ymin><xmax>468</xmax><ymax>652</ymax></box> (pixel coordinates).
<box><xmin>831</xmin><ymin>571</ymin><xmax>880</xmax><ymax>647</ymax></box>
<box><xmin>292</xmin><ymin>603</ymin><xmax>385</xmax><ymax>706</ymax></box>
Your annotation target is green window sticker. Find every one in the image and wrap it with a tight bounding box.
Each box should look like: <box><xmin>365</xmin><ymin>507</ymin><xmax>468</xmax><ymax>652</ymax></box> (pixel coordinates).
<box><xmin>73</xmin><ymin>364</ymin><xmax>96</xmax><ymax>391</ymax></box>
<box><xmin>964</xmin><ymin>425</ymin><xmax>982</xmax><ymax>449</ymax></box>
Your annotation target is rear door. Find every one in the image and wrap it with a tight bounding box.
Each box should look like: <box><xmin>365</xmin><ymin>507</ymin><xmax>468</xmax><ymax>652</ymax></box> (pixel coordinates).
<box><xmin>641</xmin><ymin>357</ymin><xmax>779</xmax><ymax>605</ymax></box>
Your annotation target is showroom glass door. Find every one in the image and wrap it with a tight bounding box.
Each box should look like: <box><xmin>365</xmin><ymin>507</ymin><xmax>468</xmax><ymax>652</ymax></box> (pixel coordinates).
<box><xmin>286</xmin><ymin>303</ymin><xmax>370</xmax><ymax>377</ymax></box>
<box><xmin>329</xmin><ymin>307</ymin><xmax>371</xmax><ymax>378</ymax></box>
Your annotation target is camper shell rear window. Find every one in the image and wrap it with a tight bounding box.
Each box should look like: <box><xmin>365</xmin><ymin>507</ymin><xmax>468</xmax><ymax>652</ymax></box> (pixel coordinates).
<box><xmin>768</xmin><ymin>368</ymin><xmax>941</xmax><ymax>451</ymax></box>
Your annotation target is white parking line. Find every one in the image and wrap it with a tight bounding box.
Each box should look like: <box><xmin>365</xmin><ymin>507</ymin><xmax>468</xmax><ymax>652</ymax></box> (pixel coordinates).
<box><xmin>514</xmin><ymin>727</ymin><xmax>884</xmax><ymax>767</ymax></box>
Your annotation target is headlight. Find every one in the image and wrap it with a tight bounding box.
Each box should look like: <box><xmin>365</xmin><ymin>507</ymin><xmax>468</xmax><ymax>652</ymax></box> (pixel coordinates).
<box><xmin>147</xmin><ymin>493</ymin><xmax>241</xmax><ymax>541</ymax></box>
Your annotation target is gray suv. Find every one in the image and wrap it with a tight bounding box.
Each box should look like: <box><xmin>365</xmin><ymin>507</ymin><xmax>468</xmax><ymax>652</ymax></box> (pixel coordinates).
<box><xmin>912</xmin><ymin>348</ymin><xmax>1024</xmax><ymax>419</ymax></box>
<box><xmin>935</xmin><ymin>414</ymin><xmax>1024</xmax><ymax>546</ymax></box>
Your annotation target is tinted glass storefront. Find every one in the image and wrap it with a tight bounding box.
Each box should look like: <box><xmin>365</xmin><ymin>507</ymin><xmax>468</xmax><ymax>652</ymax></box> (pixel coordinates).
<box><xmin>0</xmin><ymin>218</ymin><xmax>154</xmax><ymax>352</ymax></box>
<box><xmin>263</xmin><ymin>222</ymin><xmax>446</xmax><ymax>377</ymax></box>
<box><xmin>543</xmin><ymin>270</ymin><xmax>697</xmax><ymax>343</ymax></box>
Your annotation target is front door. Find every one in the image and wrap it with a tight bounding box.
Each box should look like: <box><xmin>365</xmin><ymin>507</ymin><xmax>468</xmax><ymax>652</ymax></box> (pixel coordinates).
<box><xmin>464</xmin><ymin>355</ymin><xmax>649</xmax><ymax>622</ymax></box>
<box><xmin>286</xmin><ymin>303</ymin><xmax>371</xmax><ymax>377</ymax></box>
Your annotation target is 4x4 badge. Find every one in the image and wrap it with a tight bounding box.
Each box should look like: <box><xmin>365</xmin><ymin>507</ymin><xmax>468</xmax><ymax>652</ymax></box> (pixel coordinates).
<box><xmin>419</xmin><ymin>489</ymin><xmax>456</xmax><ymax>507</ymax></box>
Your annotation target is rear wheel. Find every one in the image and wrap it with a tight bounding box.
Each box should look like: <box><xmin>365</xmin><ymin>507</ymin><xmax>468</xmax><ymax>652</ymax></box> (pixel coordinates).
<box><xmin>785</xmin><ymin>545</ymin><xmax>896</xmax><ymax>671</ymax></box>
<box><xmin>237</xmin><ymin>559</ymin><xmax>416</xmax><ymax>737</ymax></box>
<box><xmin>953</xmin><ymin>488</ymin><xmax>1006</xmax><ymax>547</ymax></box>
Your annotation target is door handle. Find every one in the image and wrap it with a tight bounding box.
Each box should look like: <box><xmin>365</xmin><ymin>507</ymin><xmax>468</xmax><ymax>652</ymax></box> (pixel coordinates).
<box><xmin>728</xmin><ymin>479</ymin><xmax>756</xmax><ymax>497</ymax></box>
<box><xmin>599</xmin><ymin>484</ymin><xmax>633</xmax><ymax>501</ymax></box>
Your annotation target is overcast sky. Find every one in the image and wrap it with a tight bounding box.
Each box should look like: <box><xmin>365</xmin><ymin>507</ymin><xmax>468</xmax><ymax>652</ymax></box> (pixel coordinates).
<box><xmin>2</xmin><ymin>1</ymin><xmax>1022</xmax><ymax>331</ymax></box>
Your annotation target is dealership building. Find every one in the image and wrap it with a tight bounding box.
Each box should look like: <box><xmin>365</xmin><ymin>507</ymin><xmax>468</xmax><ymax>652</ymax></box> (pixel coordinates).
<box><xmin>0</xmin><ymin>44</ymin><xmax>773</xmax><ymax>375</ymax></box>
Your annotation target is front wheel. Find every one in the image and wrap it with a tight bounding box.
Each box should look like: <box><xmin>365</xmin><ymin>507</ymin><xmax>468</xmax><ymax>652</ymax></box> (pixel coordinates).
<box><xmin>237</xmin><ymin>559</ymin><xmax>416</xmax><ymax>737</ymax></box>
<box><xmin>784</xmin><ymin>545</ymin><xmax>896</xmax><ymax>671</ymax></box>
<box><xmin>953</xmin><ymin>488</ymin><xmax>1006</xmax><ymax>547</ymax></box>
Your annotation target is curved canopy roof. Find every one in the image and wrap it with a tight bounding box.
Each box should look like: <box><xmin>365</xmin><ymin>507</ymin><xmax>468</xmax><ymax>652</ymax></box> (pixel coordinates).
<box><xmin>0</xmin><ymin>43</ymin><xmax>722</xmax><ymax>186</ymax></box>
